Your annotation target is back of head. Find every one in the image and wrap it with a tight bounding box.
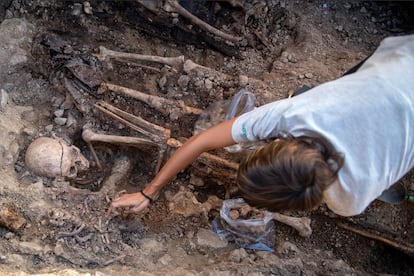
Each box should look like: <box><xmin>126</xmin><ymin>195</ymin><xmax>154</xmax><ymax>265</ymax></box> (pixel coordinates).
<box><xmin>237</xmin><ymin>133</ymin><xmax>343</xmax><ymax>212</ymax></box>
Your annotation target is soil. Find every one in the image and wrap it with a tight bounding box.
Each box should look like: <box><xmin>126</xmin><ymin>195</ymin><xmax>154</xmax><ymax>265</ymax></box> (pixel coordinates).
<box><xmin>0</xmin><ymin>1</ymin><xmax>413</xmax><ymax>275</ymax></box>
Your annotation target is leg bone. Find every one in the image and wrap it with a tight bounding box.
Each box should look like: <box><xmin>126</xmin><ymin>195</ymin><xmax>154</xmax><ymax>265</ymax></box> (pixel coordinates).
<box><xmin>272</xmin><ymin>213</ymin><xmax>312</xmax><ymax>238</ymax></box>
<box><xmin>82</xmin><ymin>128</ymin><xmax>159</xmax><ymax>149</ymax></box>
<box><xmin>101</xmin><ymin>83</ymin><xmax>203</xmax><ymax>120</ymax></box>
<box><xmin>94</xmin><ymin>101</ymin><xmax>171</xmax><ymax>143</ymax></box>
<box><xmin>95</xmin><ymin>46</ymin><xmax>185</xmax><ymax>69</ymax></box>
<box><xmin>82</xmin><ymin>128</ymin><xmax>165</xmax><ymax>173</ymax></box>
<box><xmin>164</xmin><ymin>0</ymin><xmax>243</xmax><ymax>43</ymax></box>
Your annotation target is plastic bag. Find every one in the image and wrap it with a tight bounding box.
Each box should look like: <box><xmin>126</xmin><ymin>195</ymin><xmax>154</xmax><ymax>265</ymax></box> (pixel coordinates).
<box><xmin>193</xmin><ymin>89</ymin><xmax>258</xmax><ymax>152</ymax></box>
<box><xmin>212</xmin><ymin>198</ymin><xmax>276</xmax><ymax>252</ymax></box>
<box><xmin>224</xmin><ymin>89</ymin><xmax>255</xmax><ymax>120</ymax></box>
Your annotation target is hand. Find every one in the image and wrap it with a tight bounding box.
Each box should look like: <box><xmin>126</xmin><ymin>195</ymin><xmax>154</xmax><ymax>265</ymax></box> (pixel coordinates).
<box><xmin>107</xmin><ymin>192</ymin><xmax>150</xmax><ymax>218</ymax></box>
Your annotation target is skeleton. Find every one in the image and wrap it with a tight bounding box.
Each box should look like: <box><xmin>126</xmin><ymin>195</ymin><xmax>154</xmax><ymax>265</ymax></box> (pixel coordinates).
<box><xmin>25</xmin><ymin>137</ymin><xmax>89</xmax><ymax>179</ymax></box>
<box><xmin>37</xmin><ymin>34</ymin><xmax>312</xmax><ymax>236</ymax></box>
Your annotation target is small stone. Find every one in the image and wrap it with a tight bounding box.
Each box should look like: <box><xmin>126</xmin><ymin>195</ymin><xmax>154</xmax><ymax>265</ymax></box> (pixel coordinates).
<box><xmin>0</xmin><ymin>89</ymin><xmax>9</xmax><ymax>111</ymax></box>
<box><xmin>204</xmin><ymin>79</ymin><xmax>213</xmax><ymax>90</ymax></box>
<box><xmin>66</xmin><ymin>113</ymin><xmax>77</xmax><ymax>128</ymax></box>
<box><xmin>45</xmin><ymin>124</ymin><xmax>53</xmax><ymax>132</ymax></box>
<box><xmin>54</xmin><ymin>117</ymin><xmax>67</xmax><ymax>126</ymax></box>
<box><xmin>158</xmin><ymin>75</ymin><xmax>167</xmax><ymax>90</ymax></box>
<box><xmin>54</xmin><ymin>109</ymin><xmax>64</xmax><ymax>118</ymax></box>
<box><xmin>83</xmin><ymin>1</ymin><xmax>93</xmax><ymax>15</ymax></box>
<box><xmin>71</xmin><ymin>3</ymin><xmax>83</xmax><ymax>16</ymax></box>
<box><xmin>228</xmin><ymin>248</ymin><xmax>248</xmax><ymax>263</ymax></box>
<box><xmin>239</xmin><ymin>75</ymin><xmax>249</xmax><ymax>87</ymax></box>
<box><xmin>196</xmin><ymin>228</ymin><xmax>228</xmax><ymax>248</ymax></box>
<box><xmin>177</xmin><ymin>75</ymin><xmax>190</xmax><ymax>90</ymax></box>
<box><xmin>305</xmin><ymin>73</ymin><xmax>313</xmax><ymax>79</ymax></box>
<box><xmin>360</xmin><ymin>6</ymin><xmax>367</xmax><ymax>13</ymax></box>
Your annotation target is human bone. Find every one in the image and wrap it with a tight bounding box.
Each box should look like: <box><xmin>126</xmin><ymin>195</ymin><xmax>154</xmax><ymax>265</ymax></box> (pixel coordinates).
<box><xmin>25</xmin><ymin>137</ymin><xmax>89</xmax><ymax>178</ymax></box>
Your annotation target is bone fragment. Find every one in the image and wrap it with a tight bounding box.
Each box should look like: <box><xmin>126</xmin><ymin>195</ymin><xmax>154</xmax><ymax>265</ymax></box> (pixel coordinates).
<box><xmin>95</xmin><ymin>46</ymin><xmax>185</xmax><ymax>69</ymax></box>
<box><xmin>102</xmin><ymin>82</ymin><xmax>203</xmax><ymax>120</ymax></box>
<box><xmin>94</xmin><ymin>101</ymin><xmax>171</xmax><ymax>143</ymax></box>
<box><xmin>165</xmin><ymin>0</ymin><xmax>243</xmax><ymax>43</ymax></box>
<box><xmin>273</xmin><ymin>213</ymin><xmax>312</xmax><ymax>238</ymax></box>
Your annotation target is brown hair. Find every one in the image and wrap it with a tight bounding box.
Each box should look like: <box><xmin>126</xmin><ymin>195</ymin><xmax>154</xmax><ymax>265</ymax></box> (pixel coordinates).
<box><xmin>237</xmin><ymin>132</ymin><xmax>344</xmax><ymax>212</ymax></box>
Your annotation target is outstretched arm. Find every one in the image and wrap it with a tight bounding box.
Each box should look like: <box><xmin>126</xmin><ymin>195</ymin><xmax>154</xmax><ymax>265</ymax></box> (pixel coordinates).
<box><xmin>107</xmin><ymin>117</ymin><xmax>238</xmax><ymax>216</ymax></box>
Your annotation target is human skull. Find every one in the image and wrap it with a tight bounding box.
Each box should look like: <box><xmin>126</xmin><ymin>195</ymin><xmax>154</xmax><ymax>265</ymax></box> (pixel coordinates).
<box><xmin>25</xmin><ymin>137</ymin><xmax>89</xmax><ymax>178</ymax></box>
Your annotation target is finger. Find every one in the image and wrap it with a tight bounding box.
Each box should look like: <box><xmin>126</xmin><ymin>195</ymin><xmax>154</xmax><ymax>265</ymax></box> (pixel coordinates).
<box><xmin>106</xmin><ymin>206</ymin><xmax>120</xmax><ymax>219</ymax></box>
<box><xmin>127</xmin><ymin>201</ymin><xmax>149</xmax><ymax>214</ymax></box>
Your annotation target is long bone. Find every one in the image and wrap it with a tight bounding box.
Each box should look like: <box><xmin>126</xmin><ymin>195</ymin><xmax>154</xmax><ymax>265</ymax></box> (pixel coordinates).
<box><xmin>164</xmin><ymin>0</ymin><xmax>243</xmax><ymax>43</ymax></box>
<box><xmin>95</xmin><ymin>46</ymin><xmax>185</xmax><ymax>69</ymax></box>
<box><xmin>272</xmin><ymin>213</ymin><xmax>312</xmax><ymax>238</ymax></box>
<box><xmin>82</xmin><ymin>128</ymin><xmax>165</xmax><ymax>173</ymax></box>
<box><xmin>94</xmin><ymin>101</ymin><xmax>171</xmax><ymax>143</ymax></box>
<box><xmin>101</xmin><ymin>82</ymin><xmax>203</xmax><ymax>120</ymax></box>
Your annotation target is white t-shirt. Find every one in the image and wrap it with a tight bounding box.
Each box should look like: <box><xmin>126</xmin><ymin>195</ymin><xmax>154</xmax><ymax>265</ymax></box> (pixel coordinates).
<box><xmin>231</xmin><ymin>34</ymin><xmax>414</xmax><ymax>216</ymax></box>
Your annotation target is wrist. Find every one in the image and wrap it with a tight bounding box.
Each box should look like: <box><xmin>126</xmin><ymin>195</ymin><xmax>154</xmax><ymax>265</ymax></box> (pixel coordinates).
<box><xmin>140</xmin><ymin>190</ymin><xmax>154</xmax><ymax>204</ymax></box>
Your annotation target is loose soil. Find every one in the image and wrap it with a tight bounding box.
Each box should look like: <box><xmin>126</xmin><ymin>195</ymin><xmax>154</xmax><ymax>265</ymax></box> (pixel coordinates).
<box><xmin>0</xmin><ymin>1</ymin><xmax>413</xmax><ymax>275</ymax></box>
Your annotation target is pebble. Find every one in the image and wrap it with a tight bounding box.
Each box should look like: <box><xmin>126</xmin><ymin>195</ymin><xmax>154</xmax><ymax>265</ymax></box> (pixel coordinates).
<box><xmin>83</xmin><ymin>1</ymin><xmax>93</xmax><ymax>15</ymax></box>
<box><xmin>177</xmin><ymin>75</ymin><xmax>190</xmax><ymax>90</ymax></box>
<box><xmin>204</xmin><ymin>79</ymin><xmax>213</xmax><ymax>89</ymax></box>
<box><xmin>196</xmin><ymin>228</ymin><xmax>228</xmax><ymax>248</ymax></box>
<box><xmin>305</xmin><ymin>72</ymin><xmax>313</xmax><ymax>79</ymax></box>
<box><xmin>158</xmin><ymin>75</ymin><xmax>167</xmax><ymax>90</ymax></box>
<box><xmin>228</xmin><ymin>248</ymin><xmax>248</xmax><ymax>263</ymax></box>
<box><xmin>45</xmin><ymin>124</ymin><xmax>53</xmax><ymax>132</ymax></box>
<box><xmin>54</xmin><ymin>117</ymin><xmax>67</xmax><ymax>126</ymax></box>
<box><xmin>54</xmin><ymin>109</ymin><xmax>64</xmax><ymax>117</ymax></box>
<box><xmin>71</xmin><ymin>3</ymin><xmax>83</xmax><ymax>16</ymax></box>
<box><xmin>0</xmin><ymin>89</ymin><xmax>8</xmax><ymax>111</ymax></box>
<box><xmin>239</xmin><ymin>75</ymin><xmax>249</xmax><ymax>87</ymax></box>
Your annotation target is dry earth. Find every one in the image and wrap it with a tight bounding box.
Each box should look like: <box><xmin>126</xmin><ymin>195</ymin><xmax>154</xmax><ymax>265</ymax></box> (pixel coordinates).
<box><xmin>0</xmin><ymin>1</ymin><xmax>413</xmax><ymax>275</ymax></box>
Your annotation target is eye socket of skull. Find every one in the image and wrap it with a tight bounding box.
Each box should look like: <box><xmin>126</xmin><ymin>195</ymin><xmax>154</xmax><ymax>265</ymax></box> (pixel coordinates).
<box><xmin>61</xmin><ymin>143</ymin><xmax>89</xmax><ymax>178</ymax></box>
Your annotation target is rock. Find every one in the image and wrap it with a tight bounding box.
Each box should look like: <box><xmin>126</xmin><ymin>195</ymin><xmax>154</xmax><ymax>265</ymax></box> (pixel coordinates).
<box><xmin>138</xmin><ymin>238</ymin><xmax>166</xmax><ymax>255</ymax></box>
<box><xmin>228</xmin><ymin>248</ymin><xmax>248</xmax><ymax>263</ymax></box>
<box><xmin>54</xmin><ymin>109</ymin><xmax>64</xmax><ymax>117</ymax></box>
<box><xmin>0</xmin><ymin>89</ymin><xmax>8</xmax><ymax>111</ymax></box>
<box><xmin>54</xmin><ymin>117</ymin><xmax>67</xmax><ymax>126</ymax></box>
<box><xmin>305</xmin><ymin>72</ymin><xmax>313</xmax><ymax>79</ymax></box>
<box><xmin>177</xmin><ymin>75</ymin><xmax>190</xmax><ymax>90</ymax></box>
<box><xmin>196</xmin><ymin>228</ymin><xmax>228</xmax><ymax>248</ymax></box>
<box><xmin>0</xmin><ymin>202</ymin><xmax>26</xmax><ymax>231</ymax></box>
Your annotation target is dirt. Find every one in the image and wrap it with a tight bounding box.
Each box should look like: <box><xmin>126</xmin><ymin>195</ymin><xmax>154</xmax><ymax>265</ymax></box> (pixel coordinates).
<box><xmin>0</xmin><ymin>0</ymin><xmax>413</xmax><ymax>275</ymax></box>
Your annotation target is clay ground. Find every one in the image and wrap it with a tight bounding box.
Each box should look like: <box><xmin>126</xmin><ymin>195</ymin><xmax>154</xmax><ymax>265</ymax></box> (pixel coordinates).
<box><xmin>0</xmin><ymin>1</ymin><xmax>413</xmax><ymax>275</ymax></box>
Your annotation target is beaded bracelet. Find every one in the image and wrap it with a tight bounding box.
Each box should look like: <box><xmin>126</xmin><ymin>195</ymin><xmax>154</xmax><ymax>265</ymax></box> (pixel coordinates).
<box><xmin>140</xmin><ymin>190</ymin><xmax>154</xmax><ymax>204</ymax></box>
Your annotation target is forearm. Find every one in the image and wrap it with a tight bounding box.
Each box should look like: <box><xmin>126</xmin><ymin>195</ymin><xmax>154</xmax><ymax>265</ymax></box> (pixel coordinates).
<box><xmin>143</xmin><ymin>118</ymin><xmax>237</xmax><ymax>197</ymax></box>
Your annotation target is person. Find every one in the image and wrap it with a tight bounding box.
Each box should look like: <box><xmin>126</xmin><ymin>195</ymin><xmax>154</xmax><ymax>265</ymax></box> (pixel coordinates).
<box><xmin>108</xmin><ymin>34</ymin><xmax>414</xmax><ymax>218</ymax></box>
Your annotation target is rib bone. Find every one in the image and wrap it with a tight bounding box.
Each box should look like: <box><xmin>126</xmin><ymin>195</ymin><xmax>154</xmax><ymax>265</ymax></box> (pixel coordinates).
<box><xmin>272</xmin><ymin>213</ymin><xmax>312</xmax><ymax>238</ymax></box>
<box><xmin>95</xmin><ymin>46</ymin><xmax>185</xmax><ymax>69</ymax></box>
<box><xmin>101</xmin><ymin>82</ymin><xmax>203</xmax><ymax>120</ymax></box>
<box><xmin>164</xmin><ymin>0</ymin><xmax>243</xmax><ymax>43</ymax></box>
